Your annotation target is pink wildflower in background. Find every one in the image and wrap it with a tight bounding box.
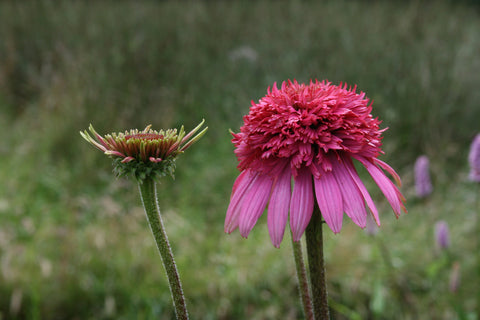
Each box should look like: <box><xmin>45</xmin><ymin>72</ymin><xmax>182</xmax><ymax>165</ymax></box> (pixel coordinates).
<box><xmin>434</xmin><ymin>220</ymin><xmax>450</xmax><ymax>250</ymax></box>
<box><xmin>225</xmin><ymin>80</ymin><xmax>406</xmax><ymax>247</ymax></box>
<box><xmin>414</xmin><ymin>155</ymin><xmax>433</xmax><ymax>198</ymax></box>
<box><xmin>365</xmin><ymin>213</ymin><xmax>379</xmax><ymax>236</ymax></box>
<box><xmin>468</xmin><ymin>134</ymin><xmax>480</xmax><ymax>182</ymax></box>
<box><xmin>449</xmin><ymin>262</ymin><xmax>461</xmax><ymax>293</ymax></box>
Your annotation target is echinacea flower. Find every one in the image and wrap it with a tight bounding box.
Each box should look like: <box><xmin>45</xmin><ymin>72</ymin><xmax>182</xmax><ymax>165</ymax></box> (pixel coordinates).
<box><xmin>225</xmin><ymin>80</ymin><xmax>406</xmax><ymax>248</ymax></box>
<box><xmin>414</xmin><ymin>155</ymin><xmax>433</xmax><ymax>198</ymax></box>
<box><xmin>81</xmin><ymin>121</ymin><xmax>207</xmax><ymax>319</ymax></box>
<box><xmin>468</xmin><ymin>133</ymin><xmax>480</xmax><ymax>182</ymax></box>
<box><xmin>81</xmin><ymin>120</ymin><xmax>207</xmax><ymax>181</ymax></box>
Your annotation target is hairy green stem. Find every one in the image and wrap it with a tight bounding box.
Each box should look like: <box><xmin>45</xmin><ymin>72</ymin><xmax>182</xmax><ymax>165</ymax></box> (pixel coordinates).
<box><xmin>291</xmin><ymin>234</ymin><xmax>314</xmax><ymax>320</ymax></box>
<box><xmin>305</xmin><ymin>206</ymin><xmax>329</xmax><ymax>320</ymax></box>
<box><xmin>138</xmin><ymin>178</ymin><xmax>189</xmax><ymax>320</ymax></box>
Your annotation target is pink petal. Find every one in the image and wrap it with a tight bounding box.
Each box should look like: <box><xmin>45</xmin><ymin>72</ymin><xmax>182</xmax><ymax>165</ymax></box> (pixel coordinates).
<box><xmin>121</xmin><ymin>156</ymin><xmax>135</xmax><ymax>163</ymax></box>
<box><xmin>89</xmin><ymin>126</ymin><xmax>111</xmax><ymax>151</ymax></box>
<box><xmin>289</xmin><ymin>167</ymin><xmax>314</xmax><ymax>242</ymax></box>
<box><xmin>84</xmin><ymin>135</ymin><xmax>108</xmax><ymax>152</ymax></box>
<box><xmin>105</xmin><ymin>150</ymin><xmax>126</xmax><ymax>157</ymax></box>
<box><xmin>314</xmin><ymin>170</ymin><xmax>343</xmax><ymax>233</ymax></box>
<box><xmin>342</xmin><ymin>155</ymin><xmax>380</xmax><ymax>226</ymax></box>
<box><xmin>267</xmin><ymin>166</ymin><xmax>292</xmax><ymax>248</ymax></box>
<box><xmin>230</xmin><ymin>170</ymin><xmax>248</xmax><ymax>200</ymax></box>
<box><xmin>354</xmin><ymin>156</ymin><xmax>404</xmax><ymax>217</ymax></box>
<box><xmin>374</xmin><ymin>158</ymin><xmax>402</xmax><ymax>187</ymax></box>
<box><xmin>330</xmin><ymin>156</ymin><xmax>367</xmax><ymax>228</ymax></box>
<box><xmin>225</xmin><ymin>170</ymin><xmax>257</xmax><ymax>233</ymax></box>
<box><xmin>238</xmin><ymin>173</ymin><xmax>274</xmax><ymax>238</ymax></box>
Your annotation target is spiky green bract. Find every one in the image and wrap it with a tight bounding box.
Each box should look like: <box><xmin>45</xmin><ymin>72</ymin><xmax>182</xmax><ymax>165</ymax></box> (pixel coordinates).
<box><xmin>112</xmin><ymin>157</ymin><xmax>176</xmax><ymax>182</ymax></box>
<box><xmin>80</xmin><ymin>120</ymin><xmax>207</xmax><ymax>182</ymax></box>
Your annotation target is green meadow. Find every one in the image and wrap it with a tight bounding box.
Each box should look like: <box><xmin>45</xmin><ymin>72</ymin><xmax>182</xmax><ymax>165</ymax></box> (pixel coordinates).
<box><xmin>0</xmin><ymin>1</ymin><xmax>479</xmax><ymax>319</ymax></box>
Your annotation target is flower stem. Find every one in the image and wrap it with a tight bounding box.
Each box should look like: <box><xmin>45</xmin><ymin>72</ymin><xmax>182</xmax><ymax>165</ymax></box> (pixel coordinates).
<box><xmin>291</xmin><ymin>234</ymin><xmax>314</xmax><ymax>320</ymax></box>
<box><xmin>138</xmin><ymin>178</ymin><xmax>189</xmax><ymax>320</ymax></box>
<box><xmin>305</xmin><ymin>205</ymin><xmax>330</xmax><ymax>319</ymax></box>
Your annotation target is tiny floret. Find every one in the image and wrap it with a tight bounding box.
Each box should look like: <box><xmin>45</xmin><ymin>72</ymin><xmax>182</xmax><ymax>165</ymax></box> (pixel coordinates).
<box><xmin>225</xmin><ymin>80</ymin><xmax>406</xmax><ymax>248</ymax></box>
<box><xmin>81</xmin><ymin>120</ymin><xmax>207</xmax><ymax>181</ymax></box>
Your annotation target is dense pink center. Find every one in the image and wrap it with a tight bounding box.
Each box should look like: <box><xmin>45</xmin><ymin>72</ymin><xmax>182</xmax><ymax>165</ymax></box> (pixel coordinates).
<box><xmin>233</xmin><ymin>80</ymin><xmax>384</xmax><ymax>175</ymax></box>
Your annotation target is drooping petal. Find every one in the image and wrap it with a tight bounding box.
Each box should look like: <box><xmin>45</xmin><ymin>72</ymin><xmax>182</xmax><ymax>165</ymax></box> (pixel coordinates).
<box><xmin>330</xmin><ymin>155</ymin><xmax>367</xmax><ymax>228</ymax></box>
<box><xmin>80</xmin><ymin>129</ymin><xmax>108</xmax><ymax>152</ymax></box>
<box><xmin>354</xmin><ymin>155</ymin><xmax>405</xmax><ymax>217</ymax></box>
<box><xmin>121</xmin><ymin>156</ymin><xmax>135</xmax><ymax>163</ymax></box>
<box><xmin>267</xmin><ymin>165</ymin><xmax>292</xmax><ymax>248</ymax></box>
<box><xmin>230</xmin><ymin>170</ymin><xmax>248</xmax><ymax>200</ymax></box>
<box><xmin>238</xmin><ymin>173</ymin><xmax>274</xmax><ymax>238</ymax></box>
<box><xmin>342</xmin><ymin>155</ymin><xmax>380</xmax><ymax>226</ymax></box>
<box><xmin>105</xmin><ymin>150</ymin><xmax>126</xmax><ymax>157</ymax></box>
<box><xmin>314</xmin><ymin>169</ymin><xmax>343</xmax><ymax>233</ymax></box>
<box><xmin>290</xmin><ymin>167</ymin><xmax>314</xmax><ymax>241</ymax></box>
<box><xmin>225</xmin><ymin>170</ymin><xmax>257</xmax><ymax>233</ymax></box>
<box><xmin>374</xmin><ymin>158</ymin><xmax>402</xmax><ymax>187</ymax></box>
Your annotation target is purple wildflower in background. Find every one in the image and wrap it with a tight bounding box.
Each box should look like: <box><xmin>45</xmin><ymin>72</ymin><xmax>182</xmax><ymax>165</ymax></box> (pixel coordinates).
<box><xmin>434</xmin><ymin>220</ymin><xmax>450</xmax><ymax>250</ymax></box>
<box><xmin>414</xmin><ymin>155</ymin><xmax>432</xmax><ymax>198</ymax></box>
<box><xmin>449</xmin><ymin>262</ymin><xmax>460</xmax><ymax>293</ymax></box>
<box><xmin>365</xmin><ymin>213</ymin><xmax>378</xmax><ymax>236</ymax></box>
<box><xmin>468</xmin><ymin>134</ymin><xmax>480</xmax><ymax>182</ymax></box>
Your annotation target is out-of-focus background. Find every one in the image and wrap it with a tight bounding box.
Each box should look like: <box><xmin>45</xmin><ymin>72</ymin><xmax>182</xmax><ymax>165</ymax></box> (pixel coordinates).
<box><xmin>1</xmin><ymin>1</ymin><xmax>479</xmax><ymax>319</ymax></box>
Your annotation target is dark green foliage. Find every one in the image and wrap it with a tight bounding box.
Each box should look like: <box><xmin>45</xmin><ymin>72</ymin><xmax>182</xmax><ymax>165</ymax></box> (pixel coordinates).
<box><xmin>112</xmin><ymin>157</ymin><xmax>176</xmax><ymax>183</ymax></box>
<box><xmin>1</xmin><ymin>1</ymin><xmax>479</xmax><ymax>319</ymax></box>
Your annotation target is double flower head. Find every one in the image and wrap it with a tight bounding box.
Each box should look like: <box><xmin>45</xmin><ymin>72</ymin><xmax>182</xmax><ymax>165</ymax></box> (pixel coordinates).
<box><xmin>225</xmin><ymin>80</ymin><xmax>406</xmax><ymax>248</ymax></box>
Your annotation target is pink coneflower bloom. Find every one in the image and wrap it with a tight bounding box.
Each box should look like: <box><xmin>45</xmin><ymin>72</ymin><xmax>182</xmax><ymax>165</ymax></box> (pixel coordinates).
<box><xmin>414</xmin><ymin>155</ymin><xmax>433</xmax><ymax>198</ymax></box>
<box><xmin>468</xmin><ymin>134</ymin><xmax>480</xmax><ymax>182</ymax></box>
<box><xmin>434</xmin><ymin>220</ymin><xmax>450</xmax><ymax>250</ymax></box>
<box><xmin>225</xmin><ymin>80</ymin><xmax>406</xmax><ymax>248</ymax></box>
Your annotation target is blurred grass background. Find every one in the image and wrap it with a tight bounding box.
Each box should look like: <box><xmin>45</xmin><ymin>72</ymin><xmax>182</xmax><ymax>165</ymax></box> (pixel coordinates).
<box><xmin>0</xmin><ymin>0</ymin><xmax>479</xmax><ymax>319</ymax></box>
